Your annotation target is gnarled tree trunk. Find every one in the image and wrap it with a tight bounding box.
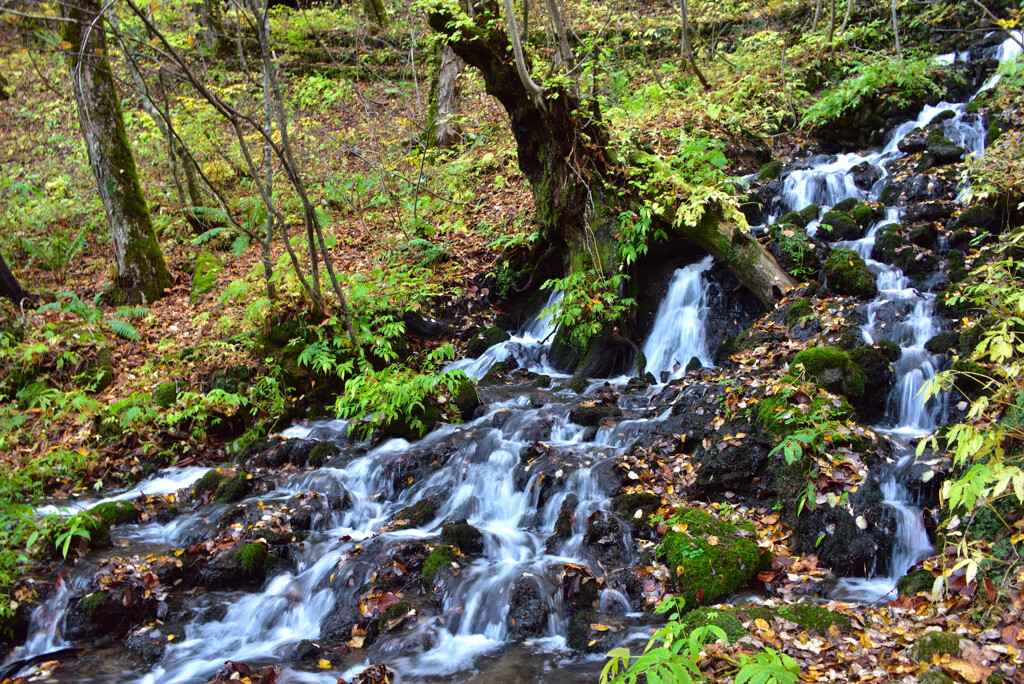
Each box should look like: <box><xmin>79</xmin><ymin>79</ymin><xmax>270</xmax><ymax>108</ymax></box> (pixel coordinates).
<box><xmin>61</xmin><ymin>0</ymin><xmax>171</xmax><ymax>304</ymax></box>
<box><xmin>364</xmin><ymin>0</ymin><xmax>389</xmax><ymax>29</ymax></box>
<box><xmin>426</xmin><ymin>0</ymin><xmax>794</xmax><ymax>308</ymax></box>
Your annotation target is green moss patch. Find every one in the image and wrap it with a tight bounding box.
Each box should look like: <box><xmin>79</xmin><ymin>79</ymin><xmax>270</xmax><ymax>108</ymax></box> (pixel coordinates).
<box><xmin>908</xmin><ymin>631</ymin><xmax>961</xmax><ymax>663</ymax></box>
<box><xmin>307</xmin><ymin>442</ymin><xmax>340</xmax><ymax>468</ymax></box>
<box><xmin>214</xmin><ymin>470</ymin><xmax>251</xmax><ymax>503</ymax></box>
<box><xmin>822</xmin><ymin>248</ymin><xmax>877</xmax><ymax>299</ymax></box>
<box><xmin>91</xmin><ymin>501</ymin><xmax>140</xmax><ymax>526</ymax></box>
<box><xmin>192</xmin><ymin>469</ymin><xmax>225</xmax><ymax>499</ymax></box>
<box><xmin>236</xmin><ymin>542</ymin><xmax>268</xmax><ymax>575</ymax></box>
<box><xmin>191</xmin><ymin>252</ymin><xmax>223</xmax><ymax>300</ymax></box>
<box><xmin>658</xmin><ymin>508</ymin><xmax>767</xmax><ymax>611</ymax></box>
<box><xmin>422</xmin><ymin>545</ymin><xmax>457</xmax><ymax>585</ymax></box>
<box><xmin>678</xmin><ymin>608</ymin><xmax>747</xmax><ymax>642</ymax></box>
<box><xmin>791</xmin><ymin>346</ymin><xmax>866</xmax><ymax>400</ymax></box>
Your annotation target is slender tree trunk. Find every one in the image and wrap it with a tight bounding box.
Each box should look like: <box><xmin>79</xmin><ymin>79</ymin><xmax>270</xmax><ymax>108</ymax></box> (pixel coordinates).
<box><xmin>426</xmin><ymin>44</ymin><xmax>465</xmax><ymax>148</ymax></box>
<box><xmin>363</xmin><ymin>0</ymin><xmax>389</xmax><ymax>29</ymax></box>
<box><xmin>0</xmin><ymin>72</ymin><xmax>9</xmax><ymax>100</ymax></box>
<box><xmin>840</xmin><ymin>0</ymin><xmax>853</xmax><ymax>32</ymax></box>
<box><xmin>680</xmin><ymin>0</ymin><xmax>709</xmax><ymax>89</ymax></box>
<box><xmin>891</xmin><ymin>0</ymin><xmax>902</xmax><ymax>59</ymax></box>
<box><xmin>260</xmin><ymin>0</ymin><xmax>277</xmax><ymax>301</ymax></box>
<box><xmin>811</xmin><ymin>0</ymin><xmax>822</xmax><ymax>31</ymax></box>
<box><xmin>828</xmin><ymin>0</ymin><xmax>835</xmax><ymax>43</ymax></box>
<box><xmin>426</xmin><ymin>0</ymin><xmax>794</xmax><ymax>310</ymax></box>
<box><xmin>0</xmin><ymin>253</ymin><xmax>30</xmax><ymax>305</ymax></box>
<box><xmin>61</xmin><ymin>0</ymin><xmax>170</xmax><ymax>304</ymax></box>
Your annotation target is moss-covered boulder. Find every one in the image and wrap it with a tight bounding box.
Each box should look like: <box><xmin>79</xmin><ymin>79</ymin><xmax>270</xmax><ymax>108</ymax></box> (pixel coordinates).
<box><xmin>832</xmin><ymin>198</ymin><xmax>859</xmax><ymax>213</ymax></box>
<box><xmin>791</xmin><ymin>346</ymin><xmax>867</xmax><ymax>400</ymax></box>
<box><xmin>819</xmin><ymin>210</ymin><xmax>860</xmax><ymax>242</ymax></box>
<box><xmin>236</xmin><ymin>542</ymin><xmax>269</xmax><ymax>576</ymax></box>
<box><xmin>924</xmin><ymin>135</ymin><xmax>965</xmax><ymax>167</ymax></box>
<box><xmin>678</xmin><ymin>608</ymin><xmax>747</xmax><ymax>641</ymax></box>
<box><xmin>758</xmin><ymin>161</ymin><xmax>783</xmax><ymax>181</ymax></box>
<box><xmin>451</xmin><ymin>373</ymin><xmax>482</xmax><ymax>421</ymax></box>
<box><xmin>214</xmin><ymin>470</ymin><xmax>251</xmax><ymax>503</ymax></box>
<box><xmin>757</xmin><ymin>393</ymin><xmax>856</xmax><ymax>442</ymax></box>
<box><xmin>307</xmin><ymin>441</ymin><xmax>340</xmax><ymax>468</ymax></box>
<box><xmin>192</xmin><ymin>469</ymin><xmax>225</xmax><ymax>500</ymax></box>
<box><xmin>381</xmin><ymin>404</ymin><xmax>441</xmax><ymax>440</ymax></box>
<box><xmin>739</xmin><ymin>602</ymin><xmax>852</xmax><ymax>633</ymax></box>
<box><xmin>378</xmin><ymin>601</ymin><xmax>414</xmax><ymax>632</ymax></box>
<box><xmin>393</xmin><ymin>496</ymin><xmax>439</xmax><ymax>529</ymax></box>
<box><xmin>776</xmin><ymin>211</ymin><xmax>807</xmax><ymax>229</ymax></box>
<box><xmin>440</xmin><ymin>521</ymin><xmax>484</xmax><ymax>555</ymax></box>
<box><xmin>822</xmin><ymin>248</ymin><xmax>877</xmax><ymax>299</ymax></box>
<box><xmin>785</xmin><ymin>298</ymin><xmax>814</xmax><ymax>327</ymax></box>
<box><xmin>800</xmin><ymin>204</ymin><xmax>821</xmax><ymax>223</ymax></box>
<box><xmin>924</xmin><ymin>332</ymin><xmax>960</xmax><ymax>355</ymax></box>
<box><xmin>870</xmin><ymin>224</ymin><xmax>938</xmax><ymax>280</ymax></box>
<box><xmin>908</xmin><ymin>631</ymin><xmax>962</xmax><ymax>663</ymax></box>
<box><xmin>877</xmin><ymin>339</ymin><xmax>901</xmax><ymax>362</ymax></box>
<box><xmin>658</xmin><ymin>508</ymin><xmax>768</xmax><ymax>610</ymax></box>
<box><xmin>612</xmin><ymin>492</ymin><xmax>661</xmax><ymax>530</ymax></box>
<box><xmin>897</xmin><ymin>569</ymin><xmax>934</xmax><ymax>595</ymax></box>
<box><xmin>191</xmin><ymin>252</ymin><xmax>222</xmax><ymax>300</ymax></box>
<box><xmin>422</xmin><ymin>545</ymin><xmax>458</xmax><ymax>585</ymax></box>
<box><xmin>848</xmin><ymin>202</ymin><xmax>874</xmax><ymax>228</ymax></box>
<box><xmin>950</xmin><ymin>205</ymin><xmax>998</xmax><ymax>232</ymax></box>
<box><xmin>467</xmin><ymin>327</ymin><xmax>510</xmax><ymax>358</ymax></box>
<box><xmin>151</xmin><ymin>382</ymin><xmax>178</xmax><ymax>409</ymax></box>
<box><xmin>91</xmin><ymin>501</ymin><xmax>140</xmax><ymax>527</ymax></box>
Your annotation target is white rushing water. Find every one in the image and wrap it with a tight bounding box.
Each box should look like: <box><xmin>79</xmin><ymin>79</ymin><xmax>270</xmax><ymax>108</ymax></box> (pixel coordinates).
<box><xmin>35</xmin><ymin>467</ymin><xmax>212</xmax><ymax>518</ymax></box>
<box><xmin>642</xmin><ymin>255</ymin><xmax>714</xmax><ymax>381</ymax></box>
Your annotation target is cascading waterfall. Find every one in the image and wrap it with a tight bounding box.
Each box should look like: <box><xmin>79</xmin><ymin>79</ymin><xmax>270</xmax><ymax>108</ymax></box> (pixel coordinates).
<box><xmin>641</xmin><ymin>256</ymin><xmax>714</xmax><ymax>381</ymax></box>
<box><xmin>761</xmin><ymin>31</ymin><xmax>1022</xmax><ymax>602</ymax></box>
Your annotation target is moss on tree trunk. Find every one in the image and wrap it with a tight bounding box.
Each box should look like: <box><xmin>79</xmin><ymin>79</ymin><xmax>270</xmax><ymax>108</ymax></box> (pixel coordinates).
<box><xmin>62</xmin><ymin>0</ymin><xmax>171</xmax><ymax>305</ymax></box>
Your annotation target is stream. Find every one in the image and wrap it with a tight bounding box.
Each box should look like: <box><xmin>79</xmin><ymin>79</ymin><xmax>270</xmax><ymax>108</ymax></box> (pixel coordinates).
<box><xmin>5</xmin><ymin>30</ymin><xmax>1022</xmax><ymax>684</ymax></box>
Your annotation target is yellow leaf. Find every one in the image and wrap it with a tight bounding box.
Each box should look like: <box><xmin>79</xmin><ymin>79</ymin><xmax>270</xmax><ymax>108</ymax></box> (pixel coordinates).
<box><xmin>318</xmin><ymin>659</ymin><xmax>332</xmax><ymax>669</ymax></box>
<box><xmin>754</xmin><ymin>618</ymin><xmax>771</xmax><ymax>631</ymax></box>
<box><xmin>167</xmin><ymin>634</ymin><xmax>175</xmax><ymax>641</ymax></box>
<box><xmin>590</xmin><ymin>623</ymin><xmax>610</xmax><ymax>631</ymax></box>
<box><xmin>59</xmin><ymin>40</ymin><xmax>72</xmax><ymax>49</ymax></box>
<box><xmin>707</xmin><ymin>535</ymin><xmax>719</xmax><ymax>546</ymax></box>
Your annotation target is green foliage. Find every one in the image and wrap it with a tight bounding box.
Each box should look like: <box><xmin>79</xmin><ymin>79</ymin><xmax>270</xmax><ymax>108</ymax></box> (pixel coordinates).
<box><xmin>19</xmin><ymin>224</ymin><xmax>89</xmax><ymax>286</ymax></box>
<box><xmin>541</xmin><ymin>271</ymin><xmax>635</xmax><ymax>352</ymax></box>
<box><xmin>734</xmin><ymin>649</ymin><xmax>800</xmax><ymax>684</ymax></box>
<box><xmin>802</xmin><ymin>56</ymin><xmax>941</xmax><ymax>128</ymax></box>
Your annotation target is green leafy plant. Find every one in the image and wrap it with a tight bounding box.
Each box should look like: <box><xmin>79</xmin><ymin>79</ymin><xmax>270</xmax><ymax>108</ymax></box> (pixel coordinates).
<box><xmin>733</xmin><ymin>649</ymin><xmax>800</xmax><ymax>684</ymax></box>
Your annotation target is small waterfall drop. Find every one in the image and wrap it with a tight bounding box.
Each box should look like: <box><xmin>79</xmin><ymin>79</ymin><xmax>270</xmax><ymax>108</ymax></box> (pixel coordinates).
<box><xmin>642</xmin><ymin>256</ymin><xmax>714</xmax><ymax>381</ymax></box>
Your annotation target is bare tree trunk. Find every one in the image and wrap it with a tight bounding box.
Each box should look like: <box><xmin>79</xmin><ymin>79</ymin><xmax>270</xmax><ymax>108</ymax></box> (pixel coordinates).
<box><xmin>680</xmin><ymin>0</ymin><xmax>709</xmax><ymax>90</ymax></box>
<box><xmin>259</xmin><ymin>0</ymin><xmax>277</xmax><ymax>301</ymax></box>
<box><xmin>61</xmin><ymin>0</ymin><xmax>170</xmax><ymax>304</ymax></box>
<box><xmin>0</xmin><ymin>252</ymin><xmax>30</xmax><ymax>305</ymax></box>
<box><xmin>363</xmin><ymin>0</ymin><xmax>389</xmax><ymax>29</ymax></box>
<box><xmin>840</xmin><ymin>0</ymin><xmax>853</xmax><ymax>31</ymax></box>
<box><xmin>891</xmin><ymin>0</ymin><xmax>902</xmax><ymax>59</ymax></box>
<box><xmin>545</xmin><ymin>0</ymin><xmax>575</xmax><ymax>75</ymax></box>
<box><xmin>426</xmin><ymin>44</ymin><xmax>465</xmax><ymax>148</ymax></box>
<box><xmin>811</xmin><ymin>0</ymin><xmax>822</xmax><ymax>31</ymax></box>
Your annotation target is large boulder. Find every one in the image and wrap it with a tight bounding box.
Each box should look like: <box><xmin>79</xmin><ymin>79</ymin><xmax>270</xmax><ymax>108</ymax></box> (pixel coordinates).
<box><xmin>822</xmin><ymin>248</ymin><xmax>877</xmax><ymax>299</ymax></box>
<box><xmin>790</xmin><ymin>346</ymin><xmax>867</xmax><ymax>401</ymax></box>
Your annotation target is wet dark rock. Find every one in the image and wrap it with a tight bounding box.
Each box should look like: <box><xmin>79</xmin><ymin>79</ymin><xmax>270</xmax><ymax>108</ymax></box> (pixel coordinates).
<box><xmin>584</xmin><ymin>510</ymin><xmax>631</xmax><ymax>563</ymax></box>
<box><xmin>545</xmin><ymin>494</ymin><xmax>578</xmax><ymax>551</ymax></box>
<box><xmin>903</xmin><ymin>200</ymin><xmax>955</xmax><ymax>224</ymax></box>
<box><xmin>63</xmin><ymin>585</ymin><xmax>161</xmax><ymax>641</ymax></box>
<box><xmin>909</xmin><ymin>223</ymin><xmax>939</xmax><ymax>249</ymax></box>
<box><xmin>871</xmin><ymin>224</ymin><xmax>938</xmax><ymax>282</ymax></box>
<box><xmin>307</xmin><ymin>441</ymin><xmax>340</xmax><ymax>468</ymax></box>
<box><xmin>925</xmin><ymin>332</ymin><xmax>961</xmax><ymax>355</ymax></box>
<box><xmin>950</xmin><ymin>204</ymin><xmax>999</xmax><ymax>232</ymax></box>
<box><xmin>507</xmin><ymin>575</ymin><xmax>549</xmax><ymax>640</ymax></box>
<box><xmin>924</xmin><ymin>134</ymin><xmax>965</xmax><ymax>167</ymax></box>
<box><xmin>847</xmin><ymin>345</ymin><xmax>895</xmax><ymax>423</ymax></box>
<box><xmin>451</xmin><ymin>374</ymin><xmax>482</xmax><ymax>421</ymax></box>
<box><xmin>440</xmin><ymin>520</ymin><xmax>484</xmax><ymax>555</ymax></box>
<box><xmin>383</xmin><ymin>429</ymin><xmax>475</xmax><ymax>491</ymax></box>
<box><xmin>125</xmin><ymin>624</ymin><xmax>187</xmax><ymax>663</ymax></box>
<box><xmin>248</xmin><ymin>438</ymin><xmax>318</xmax><ymax>469</ymax></box>
<box><xmin>851</xmin><ymin>162</ymin><xmax>882</xmax><ymax>190</ymax></box>
<box><xmin>215</xmin><ymin>471</ymin><xmax>251</xmax><ymax>503</ymax></box>
<box><xmin>569</xmin><ymin>402</ymin><xmax>622</xmax><ymax>427</ymax></box>
<box><xmin>381</xmin><ymin>404</ymin><xmax>441</xmax><ymax>441</ymax></box>
<box><xmin>818</xmin><ymin>210</ymin><xmax>863</xmax><ymax>241</ymax></box>
<box><xmin>199</xmin><ymin>542</ymin><xmax>273</xmax><ymax>589</ymax></box>
<box><xmin>378</xmin><ymin>601</ymin><xmax>414</xmax><ymax>632</ymax></box>
<box><xmin>567</xmin><ymin>611</ymin><xmax>628</xmax><ymax>653</ymax></box>
<box><xmin>885</xmin><ymin>174</ymin><xmax>952</xmax><ymax>206</ymax></box>
<box><xmin>515</xmin><ymin>451</ymin><xmax>581</xmax><ymax>508</ymax></box>
<box><xmin>612</xmin><ymin>492</ymin><xmax>660</xmax><ymax>531</ymax></box>
<box><xmin>562</xmin><ymin>563</ymin><xmax>600</xmax><ymax>614</ymax></box>
<box><xmin>466</xmin><ymin>327</ymin><xmax>510</xmax><ymax>358</ymax></box>
<box><xmin>372</xmin><ymin>542</ymin><xmax>429</xmax><ymax>592</ymax></box>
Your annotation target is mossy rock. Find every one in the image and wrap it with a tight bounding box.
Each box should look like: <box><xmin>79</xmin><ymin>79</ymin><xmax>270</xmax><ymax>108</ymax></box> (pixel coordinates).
<box><xmin>394</xmin><ymin>496</ymin><xmax>438</xmax><ymax>529</ymax></box>
<box><xmin>958</xmin><ymin>318</ymin><xmax>994</xmax><ymax>357</ymax></box>
<box><xmin>877</xmin><ymin>339</ymin><xmax>902</xmax><ymax>362</ymax></box>
<box><xmin>778</xmin><ymin>603</ymin><xmax>852</xmax><ymax>633</ymax></box>
<box><xmin>451</xmin><ymin>374</ymin><xmax>482</xmax><ymax>421</ymax></box>
<box><xmin>440</xmin><ymin>521</ymin><xmax>484</xmax><ymax>555</ymax></box>
<box><xmin>758</xmin><ymin>161</ymin><xmax>782</xmax><ymax>181</ymax></box>
<box><xmin>378</xmin><ymin>601</ymin><xmax>413</xmax><ymax>631</ymax></box>
<box><xmin>678</xmin><ymin>608</ymin><xmax>747</xmax><ymax>642</ymax></box>
<box><xmin>381</xmin><ymin>404</ymin><xmax>441</xmax><ymax>441</ymax></box>
<box><xmin>924</xmin><ymin>332</ymin><xmax>960</xmax><ymax>355</ymax></box>
<box><xmin>191</xmin><ymin>252</ymin><xmax>223</xmax><ymax>300</ymax></box>
<box><xmin>659</xmin><ymin>508</ymin><xmax>767</xmax><ymax>610</ymax></box>
<box><xmin>214</xmin><ymin>471</ymin><xmax>251</xmax><ymax>503</ymax></box>
<box><xmin>799</xmin><ymin>204</ymin><xmax>821</xmax><ymax>223</ymax></box>
<box><xmin>946</xmin><ymin>250</ymin><xmax>968</xmax><ymax>284</ymax></box>
<box><xmin>467</xmin><ymin>327</ymin><xmax>511</xmax><ymax>358</ymax></box>
<box><xmin>934</xmin><ymin>285</ymin><xmax>974</xmax><ymax>319</ymax></box>
<box><xmin>822</xmin><ymin>248</ymin><xmax>877</xmax><ymax>299</ymax></box>
<box><xmin>776</xmin><ymin>211</ymin><xmax>807</xmax><ymax>229</ymax></box>
<box><xmin>791</xmin><ymin>346</ymin><xmax>866</xmax><ymax>400</ymax></box>
<box><xmin>770</xmin><ymin>223</ymin><xmax>818</xmax><ymax>277</ymax></box>
<box><xmin>832</xmin><ymin>198</ymin><xmax>859</xmax><ymax>213</ymax></box>
<box><xmin>756</xmin><ymin>394</ymin><xmax>856</xmax><ymax>442</ymax></box>
<box><xmin>236</xmin><ymin>542</ymin><xmax>268</xmax><ymax>576</ymax></box>
<box><xmin>91</xmin><ymin>501</ymin><xmax>140</xmax><ymax>527</ymax></box>
<box><xmin>925</xmin><ymin>135</ymin><xmax>965</xmax><ymax>167</ymax></box>
<box><xmin>897</xmin><ymin>569</ymin><xmax>934</xmax><ymax>595</ymax></box>
<box><xmin>871</xmin><ymin>224</ymin><xmax>904</xmax><ymax>262</ymax></box>
<box><xmin>82</xmin><ymin>591</ymin><xmax>108</xmax><ymax>617</ymax></box>
<box><xmin>818</xmin><ymin>211</ymin><xmax>862</xmax><ymax>241</ymax></box>
<box><xmin>481</xmin><ymin>361</ymin><xmax>513</xmax><ymax>385</ymax></box>
<box><xmin>151</xmin><ymin>382</ymin><xmax>178</xmax><ymax>409</ymax></box>
<box><xmin>951</xmin><ymin>360</ymin><xmax>989</xmax><ymax>395</ymax></box>
<box><xmin>612</xmin><ymin>492</ymin><xmax>661</xmax><ymax>530</ymax></box>
<box><xmin>920</xmin><ymin>668</ymin><xmax>956</xmax><ymax>684</ymax></box>
<box><xmin>848</xmin><ymin>345</ymin><xmax>892</xmax><ymax>402</ymax></box>
<box><xmin>422</xmin><ymin>545</ymin><xmax>457</xmax><ymax>585</ymax></box>
<box><xmin>192</xmin><ymin>469</ymin><xmax>225</xmax><ymax>499</ymax></box>
<box><xmin>786</xmin><ymin>298</ymin><xmax>814</xmax><ymax>327</ymax></box>
<box><xmin>307</xmin><ymin>442</ymin><xmax>340</xmax><ymax>468</ymax></box>
<box><xmin>848</xmin><ymin>203</ymin><xmax>874</xmax><ymax>228</ymax></box>
<box><xmin>908</xmin><ymin>631</ymin><xmax>961</xmax><ymax>663</ymax></box>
